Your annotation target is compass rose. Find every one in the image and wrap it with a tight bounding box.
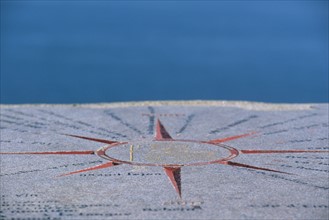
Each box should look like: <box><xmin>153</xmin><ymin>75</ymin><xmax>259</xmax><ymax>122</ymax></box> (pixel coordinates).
<box><xmin>1</xmin><ymin>119</ymin><xmax>328</xmax><ymax>198</ymax></box>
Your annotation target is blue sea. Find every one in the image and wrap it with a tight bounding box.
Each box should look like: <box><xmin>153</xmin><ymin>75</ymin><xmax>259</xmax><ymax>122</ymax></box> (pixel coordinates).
<box><xmin>1</xmin><ymin>1</ymin><xmax>328</xmax><ymax>104</ymax></box>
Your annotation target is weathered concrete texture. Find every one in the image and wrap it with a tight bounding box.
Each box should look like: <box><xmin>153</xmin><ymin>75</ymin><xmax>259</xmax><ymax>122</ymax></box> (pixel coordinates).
<box><xmin>0</xmin><ymin>101</ymin><xmax>328</xmax><ymax>219</ymax></box>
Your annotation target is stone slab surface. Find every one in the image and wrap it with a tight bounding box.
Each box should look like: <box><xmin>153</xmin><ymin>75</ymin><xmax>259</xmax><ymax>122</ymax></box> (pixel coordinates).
<box><xmin>0</xmin><ymin>101</ymin><xmax>328</xmax><ymax>219</ymax></box>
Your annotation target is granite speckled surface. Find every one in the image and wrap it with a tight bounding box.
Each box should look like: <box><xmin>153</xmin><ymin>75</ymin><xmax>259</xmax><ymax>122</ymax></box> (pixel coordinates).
<box><xmin>0</xmin><ymin>101</ymin><xmax>328</xmax><ymax>219</ymax></box>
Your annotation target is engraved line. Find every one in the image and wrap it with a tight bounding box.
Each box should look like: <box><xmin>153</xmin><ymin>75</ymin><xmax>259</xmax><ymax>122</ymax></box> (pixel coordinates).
<box><xmin>147</xmin><ymin>106</ymin><xmax>155</xmax><ymax>135</ymax></box>
<box><xmin>3</xmin><ymin>110</ymin><xmax>118</xmax><ymax>138</ymax></box>
<box><xmin>253</xmin><ymin>171</ymin><xmax>329</xmax><ymax>190</ymax></box>
<box><xmin>0</xmin><ymin>113</ymin><xmax>25</xmax><ymax>121</ymax></box>
<box><xmin>219</xmin><ymin>161</ymin><xmax>290</xmax><ymax>174</ymax></box>
<box><xmin>210</xmin><ymin>115</ymin><xmax>258</xmax><ymax>134</ymax></box>
<box><xmin>263</xmin><ymin>129</ymin><xmax>288</xmax><ymax>136</ymax></box>
<box><xmin>259</xmin><ymin>113</ymin><xmax>318</xmax><ymax>129</ymax></box>
<box><xmin>104</xmin><ymin>110</ymin><xmax>143</xmax><ymax>135</ymax></box>
<box><xmin>1</xmin><ymin>110</ymin><xmax>123</xmax><ymax>138</ymax></box>
<box><xmin>177</xmin><ymin>114</ymin><xmax>195</xmax><ymax>134</ymax></box>
<box><xmin>0</xmin><ymin>119</ymin><xmax>47</xmax><ymax>129</ymax></box>
<box><xmin>279</xmin><ymin>164</ymin><xmax>329</xmax><ymax>173</ymax></box>
<box><xmin>38</xmin><ymin>109</ymin><xmax>126</xmax><ymax>138</ymax></box>
<box><xmin>4</xmin><ymin>109</ymin><xmax>36</xmax><ymax>118</ymax></box>
<box><xmin>285</xmin><ymin>155</ymin><xmax>329</xmax><ymax>160</ymax></box>
<box><xmin>0</xmin><ymin>160</ymin><xmax>103</xmax><ymax>177</ymax></box>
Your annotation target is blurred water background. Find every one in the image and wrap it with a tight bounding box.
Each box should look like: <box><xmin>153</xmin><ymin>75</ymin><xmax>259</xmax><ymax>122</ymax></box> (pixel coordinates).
<box><xmin>1</xmin><ymin>1</ymin><xmax>328</xmax><ymax>104</ymax></box>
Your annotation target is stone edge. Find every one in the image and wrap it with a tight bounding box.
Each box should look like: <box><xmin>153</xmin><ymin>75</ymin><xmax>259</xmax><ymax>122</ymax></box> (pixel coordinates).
<box><xmin>0</xmin><ymin>100</ymin><xmax>319</xmax><ymax>111</ymax></box>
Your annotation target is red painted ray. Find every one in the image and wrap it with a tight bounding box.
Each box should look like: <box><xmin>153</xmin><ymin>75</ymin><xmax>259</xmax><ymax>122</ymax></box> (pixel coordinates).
<box><xmin>64</xmin><ymin>134</ymin><xmax>118</xmax><ymax>145</ymax></box>
<box><xmin>164</xmin><ymin>167</ymin><xmax>182</xmax><ymax>198</ymax></box>
<box><xmin>0</xmin><ymin>151</ymin><xmax>94</xmax><ymax>155</ymax></box>
<box><xmin>207</xmin><ymin>132</ymin><xmax>256</xmax><ymax>144</ymax></box>
<box><xmin>240</xmin><ymin>150</ymin><xmax>329</xmax><ymax>154</ymax></box>
<box><xmin>219</xmin><ymin>161</ymin><xmax>290</xmax><ymax>174</ymax></box>
<box><xmin>58</xmin><ymin>161</ymin><xmax>119</xmax><ymax>177</ymax></box>
<box><xmin>155</xmin><ymin>119</ymin><xmax>173</xmax><ymax>140</ymax></box>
